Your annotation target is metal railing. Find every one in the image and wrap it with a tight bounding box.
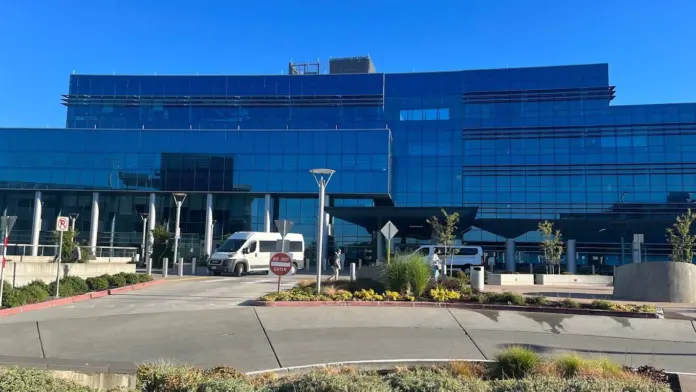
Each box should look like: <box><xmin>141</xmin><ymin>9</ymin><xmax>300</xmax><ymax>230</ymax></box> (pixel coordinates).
<box><xmin>4</xmin><ymin>244</ymin><xmax>138</xmax><ymax>261</ymax></box>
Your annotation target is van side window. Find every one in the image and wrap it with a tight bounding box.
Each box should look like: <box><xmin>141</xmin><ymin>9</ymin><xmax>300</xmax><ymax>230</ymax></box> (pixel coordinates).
<box><xmin>259</xmin><ymin>241</ymin><xmax>276</xmax><ymax>252</ymax></box>
<box><xmin>289</xmin><ymin>241</ymin><xmax>303</xmax><ymax>252</ymax></box>
<box><xmin>458</xmin><ymin>248</ymin><xmax>478</xmax><ymax>256</ymax></box>
<box><xmin>416</xmin><ymin>248</ymin><xmax>429</xmax><ymax>257</ymax></box>
<box><xmin>247</xmin><ymin>241</ymin><xmax>257</xmax><ymax>253</ymax></box>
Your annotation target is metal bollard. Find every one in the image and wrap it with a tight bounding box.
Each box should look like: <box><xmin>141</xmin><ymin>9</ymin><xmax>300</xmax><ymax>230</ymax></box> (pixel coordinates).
<box><xmin>358</xmin><ymin>259</ymin><xmax>362</xmax><ymax>269</ymax></box>
<box><xmin>591</xmin><ymin>265</ymin><xmax>596</xmax><ymax>275</ymax></box>
<box><xmin>192</xmin><ymin>257</ymin><xmax>197</xmax><ymax>276</ymax></box>
<box><xmin>146</xmin><ymin>257</ymin><xmax>152</xmax><ymax>276</ymax></box>
<box><xmin>162</xmin><ymin>258</ymin><xmax>168</xmax><ymax>277</ymax></box>
<box><xmin>529</xmin><ymin>264</ymin><xmax>533</xmax><ymax>274</ymax></box>
<box><xmin>178</xmin><ymin>257</ymin><xmax>184</xmax><ymax>276</ymax></box>
<box><xmin>350</xmin><ymin>262</ymin><xmax>356</xmax><ymax>282</ymax></box>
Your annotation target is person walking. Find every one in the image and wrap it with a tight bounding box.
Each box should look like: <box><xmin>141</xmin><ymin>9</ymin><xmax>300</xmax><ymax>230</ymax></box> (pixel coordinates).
<box><xmin>328</xmin><ymin>248</ymin><xmax>342</xmax><ymax>281</ymax></box>
<box><xmin>430</xmin><ymin>249</ymin><xmax>441</xmax><ymax>282</ymax></box>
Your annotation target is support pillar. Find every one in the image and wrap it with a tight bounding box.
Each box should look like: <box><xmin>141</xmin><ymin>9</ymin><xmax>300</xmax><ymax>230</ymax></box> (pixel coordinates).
<box><xmin>204</xmin><ymin>193</ymin><xmax>213</xmax><ymax>256</ymax></box>
<box><xmin>31</xmin><ymin>191</ymin><xmax>42</xmax><ymax>256</ymax></box>
<box><xmin>567</xmin><ymin>239</ymin><xmax>577</xmax><ymax>274</ymax></box>
<box><xmin>505</xmin><ymin>238</ymin><xmax>516</xmax><ymax>272</ymax></box>
<box><xmin>89</xmin><ymin>192</ymin><xmax>99</xmax><ymax>256</ymax></box>
<box><xmin>376</xmin><ymin>230</ymin><xmax>385</xmax><ymax>263</ymax></box>
<box><xmin>263</xmin><ymin>194</ymin><xmax>272</xmax><ymax>233</ymax></box>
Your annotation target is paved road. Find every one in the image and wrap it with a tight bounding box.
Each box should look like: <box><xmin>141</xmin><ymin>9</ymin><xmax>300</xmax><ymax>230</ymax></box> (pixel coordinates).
<box><xmin>1</xmin><ymin>276</ymin><xmax>696</xmax><ymax>373</ymax></box>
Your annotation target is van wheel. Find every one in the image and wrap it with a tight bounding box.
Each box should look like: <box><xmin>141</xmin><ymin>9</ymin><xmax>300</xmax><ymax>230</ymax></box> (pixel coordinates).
<box><xmin>462</xmin><ymin>265</ymin><xmax>472</xmax><ymax>274</ymax></box>
<box><xmin>291</xmin><ymin>263</ymin><xmax>298</xmax><ymax>275</ymax></box>
<box><xmin>233</xmin><ymin>263</ymin><xmax>246</xmax><ymax>277</ymax></box>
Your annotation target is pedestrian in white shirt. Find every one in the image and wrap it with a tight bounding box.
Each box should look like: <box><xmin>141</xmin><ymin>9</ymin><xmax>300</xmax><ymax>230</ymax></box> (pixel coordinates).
<box><xmin>430</xmin><ymin>250</ymin><xmax>441</xmax><ymax>282</ymax></box>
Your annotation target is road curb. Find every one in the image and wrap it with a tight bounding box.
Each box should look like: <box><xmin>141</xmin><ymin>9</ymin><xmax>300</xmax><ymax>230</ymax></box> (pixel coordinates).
<box><xmin>0</xmin><ymin>278</ymin><xmax>168</xmax><ymax>317</ymax></box>
<box><xmin>249</xmin><ymin>300</ymin><xmax>660</xmax><ymax>319</ymax></box>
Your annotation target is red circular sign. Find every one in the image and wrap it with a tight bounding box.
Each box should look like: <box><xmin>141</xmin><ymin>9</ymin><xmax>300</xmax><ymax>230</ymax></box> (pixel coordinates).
<box><xmin>270</xmin><ymin>252</ymin><xmax>293</xmax><ymax>276</ymax></box>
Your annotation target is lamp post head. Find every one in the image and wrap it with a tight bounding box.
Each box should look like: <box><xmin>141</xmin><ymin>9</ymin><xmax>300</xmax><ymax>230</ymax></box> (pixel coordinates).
<box><xmin>140</xmin><ymin>212</ymin><xmax>149</xmax><ymax>220</ymax></box>
<box><xmin>310</xmin><ymin>168</ymin><xmax>335</xmax><ymax>187</ymax></box>
<box><xmin>172</xmin><ymin>193</ymin><xmax>187</xmax><ymax>204</ymax></box>
<box><xmin>69</xmin><ymin>213</ymin><xmax>79</xmax><ymax>219</ymax></box>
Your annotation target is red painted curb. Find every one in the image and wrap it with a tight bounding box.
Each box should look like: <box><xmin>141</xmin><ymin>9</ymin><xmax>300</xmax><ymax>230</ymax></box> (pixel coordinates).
<box><xmin>0</xmin><ymin>278</ymin><xmax>168</xmax><ymax>317</ymax></box>
<box><xmin>250</xmin><ymin>300</ymin><xmax>659</xmax><ymax>319</ymax></box>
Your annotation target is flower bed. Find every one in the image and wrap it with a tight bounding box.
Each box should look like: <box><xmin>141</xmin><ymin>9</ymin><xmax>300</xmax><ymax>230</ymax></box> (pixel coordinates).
<box><xmin>1</xmin><ymin>272</ymin><xmax>153</xmax><ymax>309</ymax></box>
<box><xmin>259</xmin><ymin>278</ymin><xmax>657</xmax><ymax>315</ymax></box>
<box><xmin>0</xmin><ymin>347</ymin><xmax>675</xmax><ymax>391</ymax></box>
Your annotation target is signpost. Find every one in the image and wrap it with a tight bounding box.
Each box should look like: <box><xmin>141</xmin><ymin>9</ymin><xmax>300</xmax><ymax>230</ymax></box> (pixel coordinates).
<box><xmin>271</xmin><ymin>220</ymin><xmax>295</xmax><ymax>292</ymax></box>
<box><xmin>380</xmin><ymin>221</ymin><xmax>398</xmax><ymax>265</ymax></box>
<box><xmin>0</xmin><ymin>213</ymin><xmax>17</xmax><ymax>303</ymax></box>
<box><xmin>54</xmin><ymin>216</ymin><xmax>69</xmax><ymax>298</ymax></box>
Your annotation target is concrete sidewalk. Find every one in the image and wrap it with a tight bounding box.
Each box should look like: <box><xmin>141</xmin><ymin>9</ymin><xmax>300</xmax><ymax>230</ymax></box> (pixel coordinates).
<box><xmin>1</xmin><ymin>305</ymin><xmax>696</xmax><ymax>373</ymax></box>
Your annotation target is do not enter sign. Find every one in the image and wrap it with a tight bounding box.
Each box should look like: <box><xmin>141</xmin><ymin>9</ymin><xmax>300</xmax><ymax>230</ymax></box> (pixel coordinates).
<box><xmin>270</xmin><ymin>252</ymin><xmax>293</xmax><ymax>276</ymax></box>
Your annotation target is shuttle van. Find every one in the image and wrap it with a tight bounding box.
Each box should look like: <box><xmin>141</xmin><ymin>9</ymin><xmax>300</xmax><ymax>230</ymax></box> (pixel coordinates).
<box><xmin>413</xmin><ymin>245</ymin><xmax>484</xmax><ymax>271</ymax></box>
<box><xmin>207</xmin><ymin>231</ymin><xmax>305</xmax><ymax>276</ymax></box>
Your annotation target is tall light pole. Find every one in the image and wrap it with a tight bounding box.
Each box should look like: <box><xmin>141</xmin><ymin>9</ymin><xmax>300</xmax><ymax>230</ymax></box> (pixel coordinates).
<box><xmin>310</xmin><ymin>168</ymin><xmax>335</xmax><ymax>294</ymax></box>
<box><xmin>172</xmin><ymin>193</ymin><xmax>187</xmax><ymax>277</ymax></box>
<box><xmin>140</xmin><ymin>212</ymin><xmax>149</xmax><ymax>270</ymax></box>
<box><xmin>69</xmin><ymin>213</ymin><xmax>79</xmax><ymax>231</ymax></box>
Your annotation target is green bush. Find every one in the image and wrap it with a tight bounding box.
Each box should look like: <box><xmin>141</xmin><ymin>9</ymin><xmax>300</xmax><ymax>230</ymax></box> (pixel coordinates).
<box><xmin>385</xmin><ymin>252</ymin><xmax>431</xmax><ymax>297</ymax></box>
<box><xmin>525</xmin><ymin>296</ymin><xmax>548</xmax><ymax>306</ymax></box>
<box><xmin>86</xmin><ymin>277</ymin><xmax>109</xmax><ymax>291</ymax></box>
<box><xmin>553</xmin><ymin>354</ymin><xmax>585</xmax><ymax>378</ymax></box>
<box><xmin>591</xmin><ymin>299</ymin><xmax>613</xmax><ymax>310</ymax></box>
<box><xmin>138</xmin><ymin>274</ymin><xmax>154</xmax><ymax>283</ymax></box>
<box><xmin>108</xmin><ymin>274</ymin><xmax>127</xmax><ymax>288</ymax></box>
<box><xmin>488</xmin><ymin>376</ymin><xmax>671</xmax><ymax>392</ymax></box>
<box><xmin>196</xmin><ymin>378</ymin><xmax>259</xmax><ymax>392</ymax></box>
<box><xmin>137</xmin><ymin>362</ymin><xmax>204</xmax><ymax>392</ymax></box>
<box><xmin>61</xmin><ymin>276</ymin><xmax>89</xmax><ymax>295</ymax></box>
<box><xmin>493</xmin><ymin>346</ymin><xmax>542</xmax><ymax>379</ymax></box>
<box><xmin>122</xmin><ymin>273</ymin><xmax>140</xmax><ymax>285</ymax></box>
<box><xmin>26</xmin><ymin>280</ymin><xmax>49</xmax><ymax>293</ymax></box>
<box><xmin>558</xmin><ymin>298</ymin><xmax>580</xmax><ymax>309</ymax></box>
<box><xmin>3</xmin><ymin>289</ymin><xmax>29</xmax><ymax>308</ymax></box>
<box><xmin>20</xmin><ymin>285</ymin><xmax>49</xmax><ymax>304</ymax></box>
<box><xmin>0</xmin><ymin>366</ymin><xmax>96</xmax><ymax>392</ymax></box>
<box><xmin>1</xmin><ymin>281</ymin><xmax>14</xmax><ymax>307</ymax></box>
<box><xmin>278</xmin><ymin>370</ymin><xmax>390</xmax><ymax>392</ymax></box>
<box><xmin>489</xmin><ymin>292</ymin><xmax>526</xmax><ymax>306</ymax></box>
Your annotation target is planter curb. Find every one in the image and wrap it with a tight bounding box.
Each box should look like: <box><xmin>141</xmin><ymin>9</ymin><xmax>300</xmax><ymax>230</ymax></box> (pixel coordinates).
<box><xmin>250</xmin><ymin>300</ymin><xmax>660</xmax><ymax>319</ymax></box>
<box><xmin>0</xmin><ymin>279</ymin><xmax>167</xmax><ymax>317</ymax></box>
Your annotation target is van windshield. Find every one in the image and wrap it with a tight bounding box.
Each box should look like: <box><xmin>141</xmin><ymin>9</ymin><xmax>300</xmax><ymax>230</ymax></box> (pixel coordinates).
<box><xmin>216</xmin><ymin>239</ymin><xmax>247</xmax><ymax>253</ymax></box>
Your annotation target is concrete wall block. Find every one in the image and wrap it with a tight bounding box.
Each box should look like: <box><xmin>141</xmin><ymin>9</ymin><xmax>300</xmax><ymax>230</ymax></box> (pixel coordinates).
<box><xmin>534</xmin><ymin>274</ymin><xmax>613</xmax><ymax>286</ymax></box>
<box><xmin>487</xmin><ymin>273</ymin><xmax>534</xmax><ymax>286</ymax></box>
<box><xmin>614</xmin><ymin>262</ymin><xmax>696</xmax><ymax>303</ymax></box>
<box><xmin>7</xmin><ymin>262</ymin><xmax>136</xmax><ymax>287</ymax></box>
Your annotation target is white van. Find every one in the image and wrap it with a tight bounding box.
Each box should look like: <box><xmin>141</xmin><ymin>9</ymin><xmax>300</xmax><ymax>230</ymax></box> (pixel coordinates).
<box><xmin>413</xmin><ymin>245</ymin><xmax>484</xmax><ymax>272</ymax></box>
<box><xmin>207</xmin><ymin>232</ymin><xmax>305</xmax><ymax>276</ymax></box>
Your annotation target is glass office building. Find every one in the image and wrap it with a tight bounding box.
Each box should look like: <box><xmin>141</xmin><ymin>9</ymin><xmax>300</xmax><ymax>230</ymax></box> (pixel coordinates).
<box><xmin>2</xmin><ymin>57</ymin><xmax>696</xmax><ymax>268</ymax></box>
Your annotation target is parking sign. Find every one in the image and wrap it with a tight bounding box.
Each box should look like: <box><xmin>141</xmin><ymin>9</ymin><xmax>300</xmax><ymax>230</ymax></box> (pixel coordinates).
<box><xmin>56</xmin><ymin>216</ymin><xmax>69</xmax><ymax>232</ymax></box>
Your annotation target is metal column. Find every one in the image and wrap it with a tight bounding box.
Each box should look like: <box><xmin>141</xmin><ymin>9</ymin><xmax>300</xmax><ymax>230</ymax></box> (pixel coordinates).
<box><xmin>376</xmin><ymin>230</ymin><xmax>385</xmax><ymax>263</ymax></box>
<box><xmin>147</xmin><ymin>193</ymin><xmax>156</xmax><ymax>273</ymax></box>
<box><xmin>204</xmin><ymin>193</ymin><xmax>213</xmax><ymax>257</ymax></box>
<box><xmin>31</xmin><ymin>191</ymin><xmax>42</xmax><ymax>256</ymax></box>
<box><xmin>505</xmin><ymin>238</ymin><xmax>516</xmax><ymax>272</ymax></box>
<box><xmin>322</xmin><ymin>195</ymin><xmax>330</xmax><ymax>270</ymax></box>
<box><xmin>89</xmin><ymin>192</ymin><xmax>99</xmax><ymax>256</ymax></box>
<box><xmin>264</xmin><ymin>194</ymin><xmax>272</xmax><ymax>233</ymax></box>
<box><xmin>566</xmin><ymin>239</ymin><xmax>577</xmax><ymax>274</ymax></box>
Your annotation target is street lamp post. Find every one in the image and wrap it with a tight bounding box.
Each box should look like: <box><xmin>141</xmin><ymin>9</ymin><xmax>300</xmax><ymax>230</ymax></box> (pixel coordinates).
<box><xmin>172</xmin><ymin>193</ymin><xmax>187</xmax><ymax>277</ymax></box>
<box><xmin>69</xmin><ymin>213</ymin><xmax>79</xmax><ymax>231</ymax></box>
<box><xmin>310</xmin><ymin>168</ymin><xmax>335</xmax><ymax>294</ymax></box>
<box><xmin>140</xmin><ymin>212</ymin><xmax>149</xmax><ymax>272</ymax></box>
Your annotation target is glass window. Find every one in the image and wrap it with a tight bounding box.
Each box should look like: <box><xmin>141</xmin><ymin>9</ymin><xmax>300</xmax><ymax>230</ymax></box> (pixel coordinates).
<box><xmin>438</xmin><ymin>108</ymin><xmax>450</xmax><ymax>120</ymax></box>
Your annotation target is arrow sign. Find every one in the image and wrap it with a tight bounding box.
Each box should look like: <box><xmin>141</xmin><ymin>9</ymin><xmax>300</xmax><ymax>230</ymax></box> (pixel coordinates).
<box><xmin>380</xmin><ymin>220</ymin><xmax>398</xmax><ymax>241</ymax></box>
<box><xmin>275</xmin><ymin>220</ymin><xmax>294</xmax><ymax>239</ymax></box>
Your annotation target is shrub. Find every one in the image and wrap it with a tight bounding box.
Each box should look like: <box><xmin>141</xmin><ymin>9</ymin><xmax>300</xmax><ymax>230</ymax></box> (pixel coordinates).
<box><xmin>61</xmin><ymin>276</ymin><xmax>89</xmax><ymax>295</ymax></box>
<box><xmin>204</xmin><ymin>366</ymin><xmax>247</xmax><ymax>381</ymax></box>
<box><xmin>591</xmin><ymin>299</ymin><xmax>613</xmax><ymax>310</ymax></box>
<box><xmin>3</xmin><ymin>289</ymin><xmax>29</xmax><ymax>308</ymax></box>
<box><xmin>26</xmin><ymin>280</ymin><xmax>49</xmax><ymax>292</ymax></box>
<box><xmin>20</xmin><ymin>285</ymin><xmax>49</xmax><ymax>304</ymax></box>
<box><xmin>489</xmin><ymin>292</ymin><xmax>526</xmax><ymax>306</ymax></box>
<box><xmin>137</xmin><ymin>362</ymin><xmax>204</xmax><ymax>392</ymax></box>
<box><xmin>331</xmin><ymin>289</ymin><xmax>353</xmax><ymax>301</ymax></box>
<box><xmin>138</xmin><ymin>274</ymin><xmax>154</xmax><ymax>283</ymax></box>
<box><xmin>122</xmin><ymin>273</ymin><xmax>140</xmax><ymax>285</ymax></box>
<box><xmin>558</xmin><ymin>298</ymin><xmax>580</xmax><ymax>309</ymax></box>
<box><xmin>455</xmin><ymin>270</ymin><xmax>471</xmax><ymax>285</ymax></box>
<box><xmin>553</xmin><ymin>354</ymin><xmax>585</xmax><ymax>378</ymax></box>
<box><xmin>282</xmin><ymin>370</ymin><xmax>391</xmax><ymax>392</ymax></box>
<box><xmin>386</xmin><ymin>368</ymin><xmax>473</xmax><ymax>392</ymax></box>
<box><xmin>493</xmin><ymin>346</ymin><xmax>542</xmax><ymax>379</ymax></box>
<box><xmin>385</xmin><ymin>252</ymin><xmax>431</xmax><ymax>297</ymax></box>
<box><xmin>440</xmin><ymin>278</ymin><xmax>465</xmax><ymax>292</ymax></box>
<box><xmin>1</xmin><ymin>281</ymin><xmax>14</xmax><ymax>307</ymax></box>
<box><xmin>108</xmin><ymin>274</ymin><xmax>127</xmax><ymax>288</ymax></box>
<box><xmin>469</xmin><ymin>293</ymin><xmax>489</xmax><ymax>304</ymax></box>
<box><xmin>384</xmin><ymin>290</ymin><xmax>400</xmax><ymax>301</ymax></box>
<box><xmin>0</xmin><ymin>366</ymin><xmax>96</xmax><ymax>392</ymax></box>
<box><xmin>86</xmin><ymin>277</ymin><xmax>109</xmax><ymax>291</ymax></box>
<box><xmin>353</xmin><ymin>289</ymin><xmax>384</xmax><ymax>301</ymax></box>
<box><xmin>634</xmin><ymin>304</ymin><xmax>657</xmax><ymax>313</ymax></box>
<box><xmin>525</xmin><ymin>296</ymin><xmax>548</xmax><ymax>306</ymax></box>
<box><xmin>429</xmin><ymin>286</ymin><xmax>461</xmax><ymax>302</ymax></box>
<box><xmin>447</xmin><ymin>361</ymin><xmax>486</xmax><ymax>379</ymax></box>
<box><xmin>196</xmin><ymin>378</ymin><xmax>258</xmax><ymax>392</ymax></box>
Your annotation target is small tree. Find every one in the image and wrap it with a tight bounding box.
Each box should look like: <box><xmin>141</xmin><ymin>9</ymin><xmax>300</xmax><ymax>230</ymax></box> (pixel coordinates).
<box><xmin>666</xmin><ymin>209</ymin><xmax>696</xmax><ymax>263</ymax></box>
<box><xmin>427</xmin><ymin>209</ymin><xmax>460</xmax><ymax>278</ymax></box>
<box><xmin>151</xmin><ymin>224</ymin><xmax>172</xmax><ymax>268</ymax></box>
<box><xmin>52</xmin><ymin>229</ymin><xmax>79</xmax><ymax>262</ymax></box>
<box><xmin>538</xmin><ymin>221</ymin><xmax>563</xmax><ymax>274</ymax></box>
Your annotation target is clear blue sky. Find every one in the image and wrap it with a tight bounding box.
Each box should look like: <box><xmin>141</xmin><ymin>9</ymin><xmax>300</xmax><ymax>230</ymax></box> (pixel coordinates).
<box><xmin>1</xmin><ymin>0</ymin><xmax>694</xmax><ymax>127</ymax></box>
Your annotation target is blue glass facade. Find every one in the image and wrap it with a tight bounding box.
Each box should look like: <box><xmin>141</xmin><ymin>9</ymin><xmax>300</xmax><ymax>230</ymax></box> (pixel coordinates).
<box><xmin>2</xmin><ymin>62</ymin><xmax>696</xmax><ymax>266</ymax></box>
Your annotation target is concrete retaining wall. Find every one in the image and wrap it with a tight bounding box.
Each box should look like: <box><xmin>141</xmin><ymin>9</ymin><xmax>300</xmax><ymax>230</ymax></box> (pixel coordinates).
<box><xmin>534</xmin><ymin>274</ymin><xmax>613</xmax><ymax>286</ymax></box>
<box><xmin>6</xmin><ymin>262</ymin><xmax>136</xmax><ymax>287</ymax></box>
<box><xmin>356</xmin><ymin>265</ymin><xmax>387</xmax><ymax>283</ymax></box>
<box><xmin>487</xmin><ymin>273</ymin><xmax>534</xmax><ymax>286</ymax></box>
<box><xmin>6</xmin><ymin>256</ymin><xmax>132</xmax><ymax>263</ymax></box>
<box><xmin>614</xmin><ymin>262</ymin><xmax>696</xmax><ymax>303</ymax></box>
